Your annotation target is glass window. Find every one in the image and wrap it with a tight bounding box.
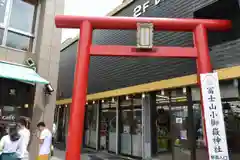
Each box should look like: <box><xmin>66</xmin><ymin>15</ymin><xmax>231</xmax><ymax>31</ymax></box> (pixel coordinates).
<box><xmin>222</xmin><ymin>101</ymin><xmax>240</xmax><ymax>160</ymax></box>
<box><xmin>87</xmin><ymin>104</ymin><xmax>98</xmax><ymax>148</ymax></box>
<box><xmin>121</xmin><ymin>109</ymin><xmax>132</xmax><ymax>134</ymax></box>
<box><xmin>0</xmin><ymin>0</ymin><xmax>7</xmax><ymax>23</ymax></box>
<box><xmin>120</xmin><ymin>96</ymin><xmax>143</xmax><ymax>157</ymax></box>
<box><xmin>9</xmin><ymin>0</ymin><xmax>35</xmax><ymax>32</ymax></box>
<box><xmin>0</xmin><ymin>0</ymin><xmax>37</xmax><ymax>51</ymax></box>
<box><xmin>6</xmin><ymin>31</ymin><xmax>31</xmax><ymax>51</ymax></box>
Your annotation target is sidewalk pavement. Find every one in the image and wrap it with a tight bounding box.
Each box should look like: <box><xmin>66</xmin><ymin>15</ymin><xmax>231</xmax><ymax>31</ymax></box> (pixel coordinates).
<box><xmin>52</xmin><ymin>142</ymin><xmax>134</xmax><ymax>160</ymax></box>
<box><xmin>50</xmin><ymin>149</ymin><xmax>90</xmax><ymax>160</ymax></box>
<box><xmin>51</xmin><ymin>148</ymin><xmax>133</xmax><ymax>160</ymax></box>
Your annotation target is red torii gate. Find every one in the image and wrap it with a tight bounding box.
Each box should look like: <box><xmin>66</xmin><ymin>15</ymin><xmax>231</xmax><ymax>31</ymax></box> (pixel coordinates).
<box><xmin>55</xmin><ymin>15</ymin><xmax>231</xmax><ymax>160</ymax></box>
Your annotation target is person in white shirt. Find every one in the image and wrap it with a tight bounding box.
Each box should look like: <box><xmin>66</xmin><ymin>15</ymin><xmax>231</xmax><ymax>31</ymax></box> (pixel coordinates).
<box><xmin>17</xmin><ymin>118</ymin><xmax>30</xmax><ymax>160</ymax></box>
<box><xmin>0</xmin><ymin>125</ymin><xmax>23</xmax><ymax>160</ymax></box>
<box><xmin>37</xmin><ymin>122</ymin><xmax>52</xmax><ymax>160</ymax></box>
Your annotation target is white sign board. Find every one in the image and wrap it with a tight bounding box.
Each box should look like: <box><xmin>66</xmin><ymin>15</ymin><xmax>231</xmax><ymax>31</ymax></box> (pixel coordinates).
<box><xmin>200</xmin><ymin>72</ymin><xmax>229</xmax><ymax>160</ymax></box>
<box><xmin>176</xmin><ymin>117</ymin><xmax>182</xmax><ymax>124</ymax></box>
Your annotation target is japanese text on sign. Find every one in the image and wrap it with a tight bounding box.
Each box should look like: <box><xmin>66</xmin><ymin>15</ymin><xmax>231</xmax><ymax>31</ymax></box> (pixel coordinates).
<box><xmin>200</xmin><ymin>72</ymin><xmax>229</xmax><ymax>160</ymax></box>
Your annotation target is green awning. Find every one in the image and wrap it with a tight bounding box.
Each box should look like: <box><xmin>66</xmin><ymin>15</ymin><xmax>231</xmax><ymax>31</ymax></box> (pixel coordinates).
<box><xmin>0</xmin><ymin>61</ymin><xmax>49</xmax><ymax>84</ymax></box>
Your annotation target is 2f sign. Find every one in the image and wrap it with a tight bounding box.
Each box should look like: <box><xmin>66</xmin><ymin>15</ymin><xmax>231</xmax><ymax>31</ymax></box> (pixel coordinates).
<box><xmin>133</xmin><ymin>0</ymin><xmax>164</xmax><ymax>17</ymax></box>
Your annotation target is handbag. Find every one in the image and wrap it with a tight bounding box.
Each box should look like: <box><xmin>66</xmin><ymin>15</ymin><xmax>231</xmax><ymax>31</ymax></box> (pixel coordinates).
<box><xmin>1</xmin><ymin>152</ymin><xmax>19</xmax><ymax>160</ymax></box>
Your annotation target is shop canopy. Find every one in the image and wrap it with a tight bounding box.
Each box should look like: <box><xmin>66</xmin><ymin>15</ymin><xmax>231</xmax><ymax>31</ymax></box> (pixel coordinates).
<box><xmin>0</xmin><ymin>61</ymin><xmax>49</xmax><ymax>84</ymax></box>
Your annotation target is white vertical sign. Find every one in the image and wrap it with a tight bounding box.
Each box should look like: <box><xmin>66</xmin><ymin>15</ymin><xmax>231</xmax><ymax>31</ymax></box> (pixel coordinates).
<box><xmin>200</xmin><ymin>72</ymin><xmax>229</xmax><ymax>160</ymax></box>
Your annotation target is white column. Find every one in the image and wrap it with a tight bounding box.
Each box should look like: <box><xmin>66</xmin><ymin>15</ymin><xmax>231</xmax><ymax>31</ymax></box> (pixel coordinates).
<box><xmin>116</xmin><ymin>100</ymin><xmax>119</xmax><ymax>154</ymax></box>
<box><xmin>96</xmin><ymin>102</ymin><xmax>100</xmax><ymax>150</ymax></box>
<box><xmin>142</xmin><ymin>94</ymin><xmax>152</xmax><ymax>159</ymax></box>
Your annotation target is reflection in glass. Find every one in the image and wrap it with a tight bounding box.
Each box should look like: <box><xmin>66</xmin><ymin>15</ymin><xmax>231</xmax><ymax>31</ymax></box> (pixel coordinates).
<box><xmin>120</xmin><ymin>96</ymin><xmax>142</xmax><ymax>157</ymax></box>
<box><xmin>122</xmin><ymin>110</ymin><xmax>132</xmax><ymax>134</ymax></box>
<box><xmin>0</xmin><ymin>28</ymin><xmax>3</xmax><ymax>44</ymax></box>
<box><xmin>108</xmin><ymin>110</ymin><xmax>117</xmax><ymax>152</ymax></box>
<box><xmin>9</xmin><ymin>0</ymin><xmax>35</xmax><ymax>33</ymax></box>
<box><xmin>193</xmin><ymin>104</ymin><xmax>205</xmax><ymax>148</ymax></box>
<box><xmin>222</xmin><ymin>101</ymin><xmax>240</xmax><ymax>160</ymax></box>
<box><xmin>86</xmin><ymin>104</ymin><xmax>98</xmax><ymax>148</ymax></box>
<box><xmin>120</xmin><ymin>109</ymin><xmax>132</xmax><ymax>155</ymax></box>
<box><xmin>156</xmin><ymin>107</ymin><xmax>170</xmax><ymax>152</ymax></box>
<box><xmin>100</xmin><ymin>110</ymin><xmax>108</xmax><ymax>150</ymax></box>
<box><xmin>132</xmin><ymin>108</ymin><xmax>142</xmax><ymax>157</ymax></box>
<box><xmin>6</xmin><ymin>31</ymin><xmax>31</xmax><ymax>51</ymax></box>
<box><xmin>194</xmin><ymin>103</ymin><xmax>211</xmax><ymax>160</ymax></box>
<box><xmin>156</xmin><ymin>92</ymin><xmax>171</xmax><ymax>153</ymax></box>
<box><xmin>0</xmin><ymin>0</ymin><xmax>6</xmax><ymax>23</ymax></box>
<box><xmin>132</xmin><ymin>109</ymin><xmax>142</xmax><ymax>134</ymax></box>
<box><xmin>84</xmin><ymin>106</ymin><xmax>90</xmax><ymax>146</ymax></box>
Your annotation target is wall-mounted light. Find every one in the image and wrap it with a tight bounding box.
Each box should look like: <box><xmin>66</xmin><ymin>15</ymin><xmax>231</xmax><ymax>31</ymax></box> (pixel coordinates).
<box><xmin>101</xmin><ymin>100</ymin><xmax>105</xmax><ymax>103</ymax></box>
<box><xmin>25</xmin><ymin>58</ymin><xmax>35</xmax><ymax>67</ymax></box>
<box><xmin>24</xmin><ymin>104</ymin><xmax>29</xmax><ymax>108</ymax></box>
<box><xmin>93</xmin><ymin>101</ymin><xmax>95</xmax><ymax>104</ymax></box>
<box><xmin>183</xmin><ymin>87</ymin><xmax>187</xmax><ymax>94</ymax></box>
<box><xmin>86</xmin><ymin>102</ymin><xmax>88</xmax><ymax>105</ymax></box>
<box><xmin>45</xmin><ymin>83</ymin><xmax>54</xmax><ymax>95</ymax></box>
<box><xmin>111</xmin><ymin>98</ymin><xmax>115</xmax><ymax>103</ymax></box>
<box><xmin>137</xmin><ymin>22</ymin><xmax>153</xmax><ymax>49</ymax></box>
<box><xmin>142</xmin><ymin>93</ymin><xmax>146</xmax><ymax>98</ymax></box>
<box><xmin>65</xmin><ymin>104</ymin><xmax>68</xmax><ymax>108</ymax></box>
<box><xmin>126</xmin><ymin>95</ymin><xmax>129</xmax><ymax>100</ymax></box>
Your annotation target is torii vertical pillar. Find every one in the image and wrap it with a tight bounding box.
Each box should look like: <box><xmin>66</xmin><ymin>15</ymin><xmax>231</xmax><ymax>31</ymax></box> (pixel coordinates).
<box><xmin>55</xmin><ymin>16</ymin><xmax>231</xmax><ymax>160</ymax></box>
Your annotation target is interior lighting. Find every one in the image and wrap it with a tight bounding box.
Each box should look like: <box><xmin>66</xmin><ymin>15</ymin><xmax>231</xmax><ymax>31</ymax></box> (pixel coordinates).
<box><xmin>161</xmin><ymin>90</ymin><xmax>164</xmax><ymax>96</ymax></box>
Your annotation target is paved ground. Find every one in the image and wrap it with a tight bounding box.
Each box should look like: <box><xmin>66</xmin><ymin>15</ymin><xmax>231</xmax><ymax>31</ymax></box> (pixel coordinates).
<box><xmin>52</xmin><ymin>143</ymin><xmax>132</xmax><ymax>160</ymax></box>
<box><xmin>50</xmin><ymin>149</ymin><xmax>90</xmax><ymax>160</ymax></box>
<box><xmin>50</xmin><ymin>148</ymin><xmax>132</xmax><ymax>160</ymax></box>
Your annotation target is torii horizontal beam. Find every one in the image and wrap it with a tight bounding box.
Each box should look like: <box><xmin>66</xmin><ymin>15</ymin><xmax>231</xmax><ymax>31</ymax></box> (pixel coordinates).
<box><xmin>90</xmin><ymin>45</ymin><xmax>197</xmax><ymax>58</ymax></box>
<box><xmin>55</xmin><ymin>15</ymin><xmax>231</xmax><ymax>31</ymax></box>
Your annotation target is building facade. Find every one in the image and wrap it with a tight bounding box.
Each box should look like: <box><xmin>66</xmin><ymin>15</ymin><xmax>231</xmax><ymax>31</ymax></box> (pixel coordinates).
<box><xmin>0</xmin><ymin>0</ymin><xmax>64</xmax><ymax>158</ymax></box>
<box><xmin>56</xmin><ymin>0</ymin><xmax>240</xmax><ymax>159</ymax></box>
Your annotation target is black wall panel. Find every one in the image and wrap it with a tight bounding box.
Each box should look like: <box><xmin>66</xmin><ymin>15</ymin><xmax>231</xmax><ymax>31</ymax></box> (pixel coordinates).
<box><xmin>57</xmin><ymin>0</ymin><xmax>240</xmax><ymax>99</ymax></box>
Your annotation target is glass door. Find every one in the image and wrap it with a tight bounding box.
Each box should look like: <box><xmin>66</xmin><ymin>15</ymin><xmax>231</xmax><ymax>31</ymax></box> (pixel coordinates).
<box><xmin>100</xmin><ymin>101</ymin><xmax>110</xmax><ymax>150</ymax></box>
<box><xmin>119</xmin><ymin>95</ymin><xmax>142</xmax><ymax>157</ymax></box>
<box><xmin>100</xmin><ymin>109</ymin><xmax>109</xmax><ymax>150</ymax></box>
<box><xmin>107</xmin><ymin>108</ymin><xmax>117</xmax><ymax>153</ymax></box>
<box><xmin>171</xmin><ymin>104</ymin><xmax>192</xmax><ymax>160</ymax></box>
<box><xmin>99</xmin><ymin>100</ymin><xmax>117</xmax><ymax>152</ymax></box>
<box><xmin>156</xmin><ymin>106</ymin><xmax>171</xmax><ymax>153</ymax></box>
<box><xmin>86</xmin><ymin>104</ymin><xmax>97</xmax><ymax>149</ymax></box>
<box><xmin>155</xmin><ymin>88</ymin><xmax>196</xmax><ymax>160</ymax></box>
<box><xmin>155</xmin><ymin>91</ymin><xmax>172</xmax><ymax>160</ymax></box>
<box><xmin>170</xmin><ymin>87</ymin><xmax>195</xmax><ymax>160</ymax></box>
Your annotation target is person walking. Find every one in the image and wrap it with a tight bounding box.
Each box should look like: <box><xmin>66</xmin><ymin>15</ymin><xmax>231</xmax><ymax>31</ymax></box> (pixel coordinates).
<box><xmin>0</xmin><ymin>125</ymin><xmax>23</xmax><ymax>160</ymax></box>
<box><xmin>17</xmin><ymin>118</ymin><xmax>30</xmax><ymax>160</ymax></box>
<box><xmin>36</xmin><ymin>122</ymin><xmax>52</xmax><ymax>160</ymax></box>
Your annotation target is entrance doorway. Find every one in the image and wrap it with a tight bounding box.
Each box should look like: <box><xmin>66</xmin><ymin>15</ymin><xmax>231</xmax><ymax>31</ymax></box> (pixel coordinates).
<box><xmin>154</xmin><ymin>88</ymin><xmax>196</xmax><ymax>160</ymax></box>
<box><xmin>99</xmin><ymin>100</ymin><xmax>117</xmax><ymax>152</ymax></box>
